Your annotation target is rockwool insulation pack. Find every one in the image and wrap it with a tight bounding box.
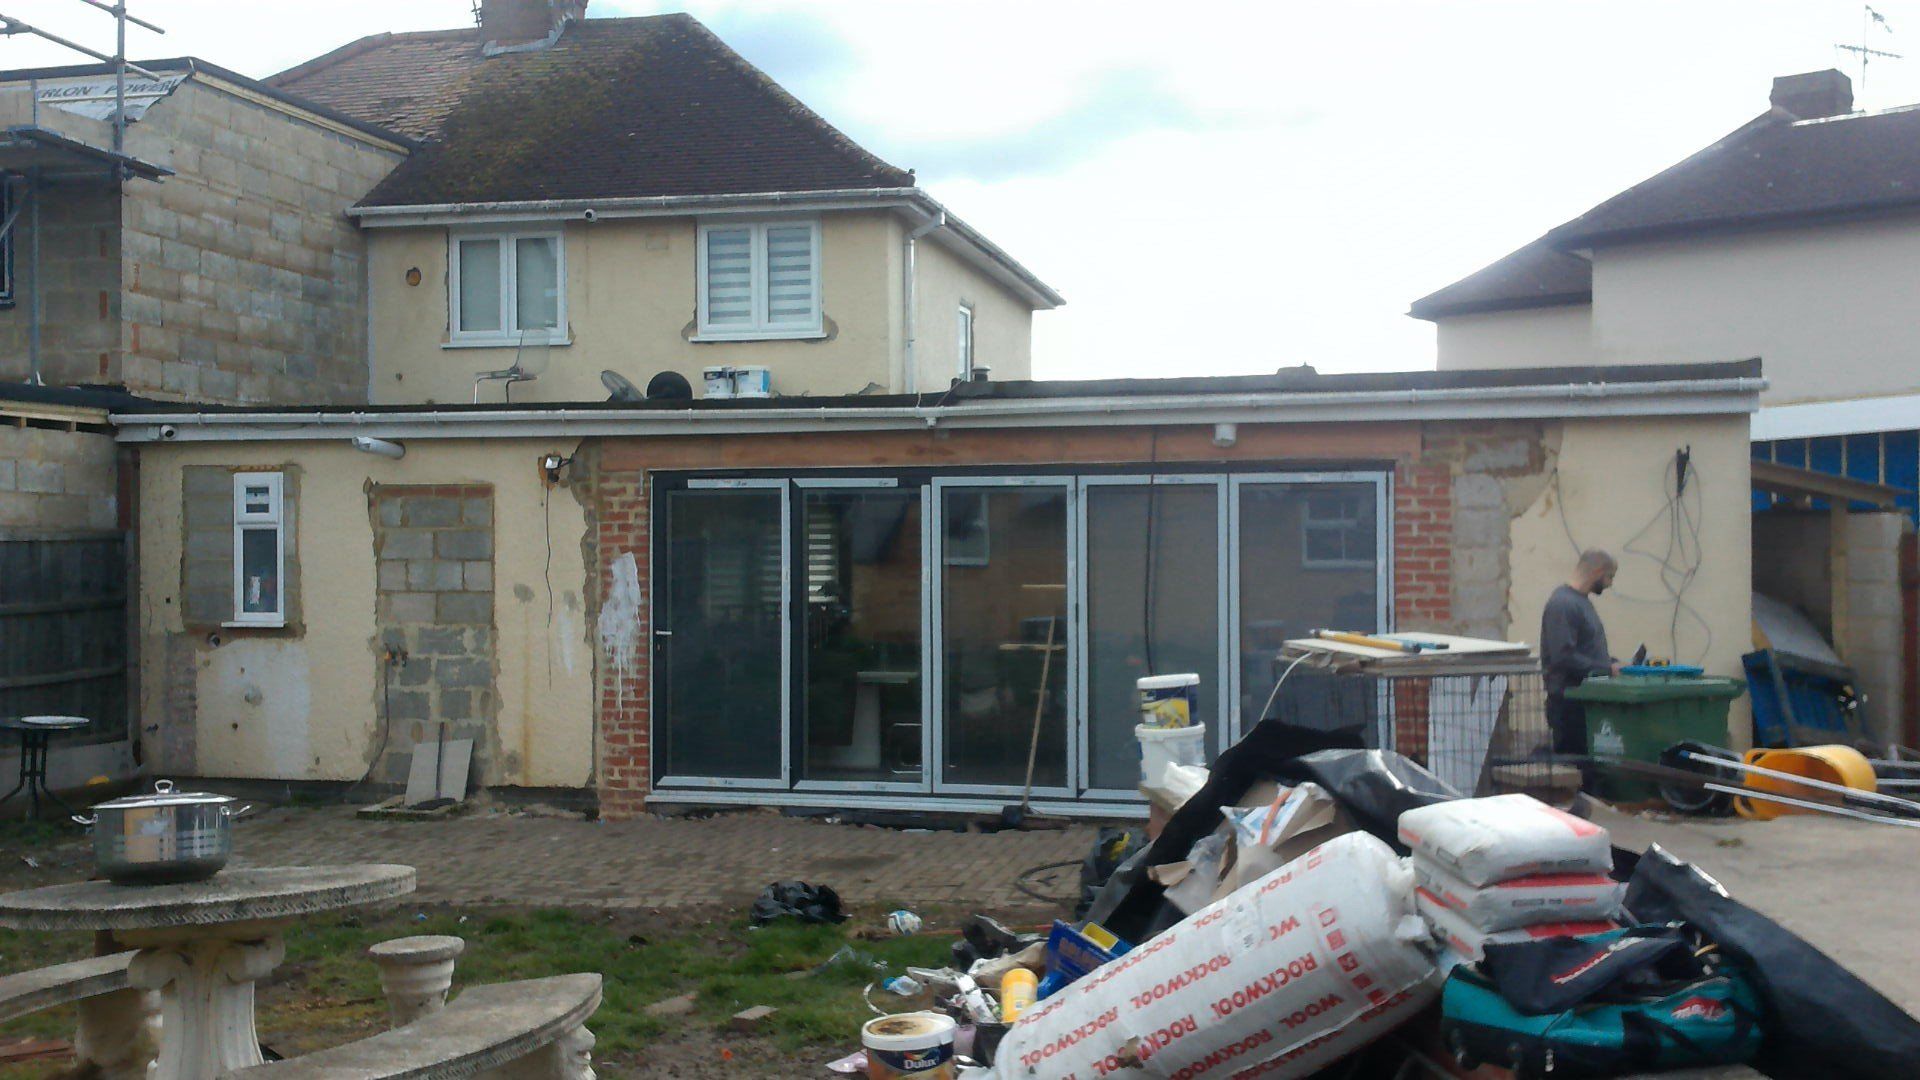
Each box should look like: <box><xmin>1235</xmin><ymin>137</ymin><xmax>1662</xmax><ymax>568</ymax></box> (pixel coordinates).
<box><xmin>1412</xmin><ymin>861</ymin><xmax>1624</xmax><ymax>933</ymax></box>
<box><xmin>988</xmin><ymin>832</ymin><xmax>1436</xmax><ymax>1079</ymax></box>
<box><xmin>1396</xmin><ymin>794</ymin><xmax>1612</xmax><ymax>887</ymax></box>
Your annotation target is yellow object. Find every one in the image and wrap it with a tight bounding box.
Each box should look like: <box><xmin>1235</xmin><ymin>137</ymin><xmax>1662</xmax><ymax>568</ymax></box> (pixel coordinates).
<box><xmin>1314</xmin><ymin>630</ymin><xmax>1416</xmax><ymax>653</ymax></box>
<box><xmin>999</xmin><ymin>968</ymin><xmax>1038</xmax><ymax>1023</ymax></box>
<box><xmin>1734</xmin><ymin>744</ymin><xmax>1877</xmax><ymax>820</ymax></box>
<box><xmin>1079</xmin><ymin>922</ymin><xmax>1122</xmax><ymax>952</ymax></box>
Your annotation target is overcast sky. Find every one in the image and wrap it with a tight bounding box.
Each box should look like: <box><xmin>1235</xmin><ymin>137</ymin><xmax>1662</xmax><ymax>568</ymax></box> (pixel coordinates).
<box><xmin>9</xmin><ymin>1</ymin><xmax>1919</xmax><ymax>380</ymax></box>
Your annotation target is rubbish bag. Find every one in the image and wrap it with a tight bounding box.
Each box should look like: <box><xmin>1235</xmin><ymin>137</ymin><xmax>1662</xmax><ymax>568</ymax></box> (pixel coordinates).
<box><xmin>1480</xmin><ymin>924</ymin><xmax>1697</xmax><ymax>1015</ymax></box>
<box><xmin>1624</xmin><ymin>845</ymin><xmax>1920</xmax><ymax>1079</ymax></box>
<box><xmin>1076</xmin><ymin>827</ymin><xmax>1147</xmax><ymax>920</ymax></box>
<box><xmin>749</xmin><ymin>880</ymin><xmax>848</xmax><ymax>926</ymax></box>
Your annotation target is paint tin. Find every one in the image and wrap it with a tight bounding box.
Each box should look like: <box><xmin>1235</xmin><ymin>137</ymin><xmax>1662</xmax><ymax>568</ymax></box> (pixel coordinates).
<box><xmin>731</xmin><ymin>365</ymin><xmax>772</xmax><ymax>397</ymax></box>
<box><xmin>862</xmin><ymin>1012</ymin><xmax>956</xmax><ymax>1079</ymax></box>
<box><xmin>701</xmin><ymin>366</ymin><xmax>735</xmax><ymax>399</ymax></box>
<box><xmin>1136</xmin><ymin>673</ymin><xmax>1199</xmax><ymax>729</ymax></box>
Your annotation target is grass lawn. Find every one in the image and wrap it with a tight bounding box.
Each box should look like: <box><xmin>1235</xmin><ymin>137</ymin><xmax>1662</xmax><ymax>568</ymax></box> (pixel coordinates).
<box><xmin>1</xmin><ymin>896</ymin><xmax>1000</xmax><ymax>1078</ymax></box>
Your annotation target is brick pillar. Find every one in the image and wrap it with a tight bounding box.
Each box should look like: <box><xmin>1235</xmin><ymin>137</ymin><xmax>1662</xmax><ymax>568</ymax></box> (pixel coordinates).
<box><xmin>1392</xmin><ymin>460</ymin><xmax>1454</xmax><ymax>760</ymax></box>
<box><xmin>593</xmin><ymin>469</ymin><xmax>650</xmax><ymax>819</ymax></box>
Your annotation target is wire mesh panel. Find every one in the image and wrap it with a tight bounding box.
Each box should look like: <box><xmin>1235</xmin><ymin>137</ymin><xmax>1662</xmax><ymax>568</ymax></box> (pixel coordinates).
<box><xmin>1266</xmin><ymin>658</ymin><xmax>1563</xmax><ymax>798</ymax></box>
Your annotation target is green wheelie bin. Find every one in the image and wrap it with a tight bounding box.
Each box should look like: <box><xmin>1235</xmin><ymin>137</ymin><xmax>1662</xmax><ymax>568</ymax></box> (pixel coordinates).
<box><xmin>1565</xmin><ymin>668</ymin><xmax>1745</xmax><ymax>802</ymax></box>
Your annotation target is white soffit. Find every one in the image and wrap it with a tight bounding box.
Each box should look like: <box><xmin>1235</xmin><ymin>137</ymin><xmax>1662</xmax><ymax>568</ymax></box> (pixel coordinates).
<box><xmin>1752</xmin><ymin>393</ymin><xmax>1920</xmax><ymax>441</ymax></box>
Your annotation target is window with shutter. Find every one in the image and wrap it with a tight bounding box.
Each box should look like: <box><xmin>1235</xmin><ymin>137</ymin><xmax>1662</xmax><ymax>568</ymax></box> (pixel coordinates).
<box><xmin>696</xmin><ymin>219</ymin><xmax>822</xmax><ymax>339</ymax></box>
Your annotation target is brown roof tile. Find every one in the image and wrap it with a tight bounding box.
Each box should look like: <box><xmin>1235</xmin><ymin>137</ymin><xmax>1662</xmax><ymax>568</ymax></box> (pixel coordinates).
<box><xmin>269</xmin><ymin>13</ymin><xmax>912</xmax><ymax>207</ymax></box>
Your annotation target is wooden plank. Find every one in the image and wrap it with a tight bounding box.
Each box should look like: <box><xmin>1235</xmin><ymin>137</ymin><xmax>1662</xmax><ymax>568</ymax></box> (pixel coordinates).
<box><xmin>1832</xmin><ymin>501</ymin><xmax>1851</xmax><ymax>662</ymax></box>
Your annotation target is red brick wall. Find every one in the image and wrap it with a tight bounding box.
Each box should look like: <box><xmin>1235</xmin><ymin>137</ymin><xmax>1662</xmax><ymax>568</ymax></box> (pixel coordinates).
<box><xmin>1391</xmin><ymin>460</ymin><xmax>1455</xmax><ymax>759</ymax></box>
<box><xmin>593</xmin><ymin>468</ymin><xmax>650</xmax><ymax>820</ymax></box>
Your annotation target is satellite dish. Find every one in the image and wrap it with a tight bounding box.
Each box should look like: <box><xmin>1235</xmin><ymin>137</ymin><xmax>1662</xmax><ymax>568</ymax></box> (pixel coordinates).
<box><xmin>600</xmin><ymin>369</ymin><xmax>644</xmax><ymax>402</ymax></box>
<box><xmin>644</xmin><ymin>370</ymin><xmax>694</xmax><ymax>401</ymax></box>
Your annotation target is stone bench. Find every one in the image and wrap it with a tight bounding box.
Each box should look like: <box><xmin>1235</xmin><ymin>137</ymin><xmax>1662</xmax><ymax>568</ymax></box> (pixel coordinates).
<box><xmin>0</xmin><ymin>949</ymin><xmax>157</xmax><ymax>1079</ymax></box>
<box><xmin>222</xmin><ymin>972</ymin><xmax>602</xmax><ymax>1079</ymax></box>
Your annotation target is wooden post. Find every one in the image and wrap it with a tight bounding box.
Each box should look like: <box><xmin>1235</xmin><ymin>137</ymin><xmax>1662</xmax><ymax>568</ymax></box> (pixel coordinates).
<box><xmin>1831</xmin><ymin>501</ymin><xmax>1851</xmax><ymax>662</ymax></box>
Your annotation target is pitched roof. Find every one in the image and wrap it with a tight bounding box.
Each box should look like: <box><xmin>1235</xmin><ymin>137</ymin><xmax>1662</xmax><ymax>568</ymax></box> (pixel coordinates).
<box><xmin>1406</xmin><ymin>237</ymin><xmax>1591</xmax><ymax>321</ymax></box>
<box><xmin>1412</xmin><ymin>100</ymin><xmax>1920</xmax><ymax>320</ymax></box>
<box><xmin>268</xmin><ymin>13</ymin><xmax>914</xmax><ymax>207</ymax></box>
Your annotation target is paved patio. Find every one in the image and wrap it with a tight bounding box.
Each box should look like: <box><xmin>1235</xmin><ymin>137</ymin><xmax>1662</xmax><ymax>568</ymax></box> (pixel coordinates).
<box><xmin>225</xmin><ymin>805</ymin><xmax>1098</xmax><ymax>911</ymax></box>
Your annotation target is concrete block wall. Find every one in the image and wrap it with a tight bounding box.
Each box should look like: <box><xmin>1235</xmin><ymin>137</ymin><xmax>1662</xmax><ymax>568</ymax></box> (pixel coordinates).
<box><xmin>0</xmin><ymin>425</ymin><xmax>118</xmax><ymax>532</ymax></box>
<box><xmin>372</xmin><ymin>485</ymin><xmax>498</xmax><ymax>789</ymax></box>
<box><xmin>0</xmin><ymin>185</ymin><xmax>121</xmax><ymax>387</ymax></box>
<box><xmin>115</xmin><ymin>79</ymin><xmax>404</xmax><ymax>404</ymax></box>
<box><xmin>1754</xmin><ymin>509</ymin><xmax>1911</xmax><ymax>743</ymax></box>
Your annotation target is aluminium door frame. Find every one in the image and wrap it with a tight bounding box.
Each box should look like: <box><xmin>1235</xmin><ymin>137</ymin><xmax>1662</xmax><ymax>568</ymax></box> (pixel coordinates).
<box><xmin>1225</xmin><ymin>471</ymin><xmax>1392</xmax><ymax>747</ymax></box>
<box><xmin>928</xmin><ymin>475</ymin><xmax>1080</xmax><ymax>799</ymax></box>
<box><xmin>789</xmin><ymin>477</ymin><xmax>932</xmax><ymax>795</ymax></box>
<box><xmin>651</xmin><ymin>476</ymin><xmax>793</xmax><ymax>790</ymax></box>
<box><xmin>1074</xmin><ymin>474</ymin><xmax>1230</xmax><ymax>802</ymax></box>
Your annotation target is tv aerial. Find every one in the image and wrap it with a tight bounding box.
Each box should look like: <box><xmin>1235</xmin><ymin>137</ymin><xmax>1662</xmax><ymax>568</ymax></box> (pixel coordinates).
<box><xmin>1838</xmin><ymin>4</ymin><xmax>1902</xmax><ymax>96</ymax></box>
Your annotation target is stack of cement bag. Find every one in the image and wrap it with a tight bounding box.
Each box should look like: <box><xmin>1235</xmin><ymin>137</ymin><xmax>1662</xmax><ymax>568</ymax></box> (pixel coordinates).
<box><xmin>1397</xmin><ymin>793</ymin><xmax>1624</xmax><ymax>962</ymax></box>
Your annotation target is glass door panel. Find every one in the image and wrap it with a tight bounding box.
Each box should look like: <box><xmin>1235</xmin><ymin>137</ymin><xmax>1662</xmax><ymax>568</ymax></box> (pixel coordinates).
<box><xmin>1084</xmin><ymin>482</ymin><xmax>1221</xmax><ymax>791</ymax></box>
<box><xmin>938</xmin><ymin>484</ymin><xmax>1070</xmax><ymax>791</ymax></box>
<box><xmin>658</xmin><ymin>487</ymin><xmax>784</xmax><ymax>780</ymax></box>
<box><xmin>798</xmin><ymin>489</ymin><xmax>924</xmax><ymax>786</ymax></box>
<box><xmin>1235</xmin><ymin>480</ymin><xmax>1383</xmax><ymax>738</ymax></box>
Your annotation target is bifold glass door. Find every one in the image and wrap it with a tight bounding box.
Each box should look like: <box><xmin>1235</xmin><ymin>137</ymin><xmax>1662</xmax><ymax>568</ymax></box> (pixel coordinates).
<box><xmin>797</xmin><ymin>484</ymin><xmax>925</xmax><ymax>789</ymax></box>
<box><xmin>931</xmin><ymin>480</ymin><xmax>1073</xmax><ymax>794</ymax></box>
<box><xmin>654</xmin><ymin>471</ymin><xmax>1388</xmax><ymax>802</ymax></box>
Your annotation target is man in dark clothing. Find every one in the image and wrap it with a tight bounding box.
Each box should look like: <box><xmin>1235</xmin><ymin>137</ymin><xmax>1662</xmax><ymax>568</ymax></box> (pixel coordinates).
<box><xmin>1542</xmin><ymin>550</ymin><xmax>1622</xmax><ymax>764</ymax></box>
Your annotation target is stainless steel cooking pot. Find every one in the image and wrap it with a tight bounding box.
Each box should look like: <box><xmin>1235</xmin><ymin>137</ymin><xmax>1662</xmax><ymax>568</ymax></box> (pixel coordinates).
<box><xmin>74</xmin><ymin>779</ymin><xmax>251</xmax><ymax>885</ymax></box>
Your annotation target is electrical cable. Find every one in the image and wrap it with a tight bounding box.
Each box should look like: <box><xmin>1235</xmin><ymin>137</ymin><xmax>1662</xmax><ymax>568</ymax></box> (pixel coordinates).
<box><xmin>345</xmin><ymin>650</ymin><xmax>398</xmax><ymax>801</ymax></box>
<box><xmin>1255</xmin><ymin>652</ymin><xmax>1315</xmax><ymax>726</ymax></box>
<box><xmin>1143</xmin><ymin>430</ymin><xmax>1160</xmax><ymax>676</ymax></box>
<box><xmin>1012</xmin><ymin>858</ymin><xmax>1083</xmax><ymax>905</ymax></box>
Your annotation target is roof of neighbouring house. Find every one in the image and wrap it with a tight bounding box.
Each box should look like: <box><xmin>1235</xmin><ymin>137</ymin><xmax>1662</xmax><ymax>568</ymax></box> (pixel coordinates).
<box><xmin>268</xmin><ymin>13</ymin><xmax>915</xmax><ymax>207</ymax></box>
<box><xmin>1411</xmin><ymin>100</ymin><xmax>1920</xmax><ymax>320</ymax></box>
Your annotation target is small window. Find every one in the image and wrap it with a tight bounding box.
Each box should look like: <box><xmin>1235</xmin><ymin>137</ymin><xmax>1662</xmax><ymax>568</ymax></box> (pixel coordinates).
<box><xmin>0</xmin><ymin>181</ymin><xmax>12</xmax><ymax>304</ymax></box>
<box><xmin>696</xmin><ymin>219</ymin><xmax>822</xmax><ymax>339</ymax></box>
<box><xmin>232</xmin><ymin>472</ymin><xmax>285</xmax><ymax>626</ymax></box>
<box><xmin>957</xmin><ymin>303</ymin><xmax>974</xmax><ymax>378</ymax></box>
<box><xmin>449</xmin><ymin>230</ymin><xmax>565</xmax><ymax>345</ymax></box>
<box><xmin>1300</xmin><ymin>490</ymin><xmax>1374</xmax><ymax>570</ymax></box>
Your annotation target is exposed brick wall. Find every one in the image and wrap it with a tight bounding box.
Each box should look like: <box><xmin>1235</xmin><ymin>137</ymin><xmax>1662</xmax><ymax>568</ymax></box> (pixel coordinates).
<box><xmin>592</xmin><ymin>469</ymin><xmax>649</xmax><ymax>819</ymax></box>
<box><xmin>1394</xmin><ymin>460</ymin><xmax>1454</xmax><ymax>632</ymax></box>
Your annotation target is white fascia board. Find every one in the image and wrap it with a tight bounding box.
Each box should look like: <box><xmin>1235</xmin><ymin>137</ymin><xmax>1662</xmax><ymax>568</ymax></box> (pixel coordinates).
<box><xmin>1752</xmin><ymin>392</ymin><xmax>1920</xmax><ymax>441</ymax></box>
<box><xmin>111</xmin><ymin>378</ymin><xmax>1762</xmax><ymax>444</ymax></box>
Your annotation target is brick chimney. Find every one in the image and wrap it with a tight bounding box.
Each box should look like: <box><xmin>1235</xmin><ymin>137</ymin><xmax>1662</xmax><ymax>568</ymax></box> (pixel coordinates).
<box><xmin>1770</xmin><ymin>69</ymin><xmax>1854</xmax><ymax>120</ymax></box>
<box><xmin>478</xmin><ymin>0</ymin><xmax>586</xmax><ymax>49</ymax></box>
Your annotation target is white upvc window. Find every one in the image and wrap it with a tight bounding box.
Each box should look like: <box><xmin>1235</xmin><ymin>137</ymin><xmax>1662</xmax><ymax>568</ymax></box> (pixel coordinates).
<box><xmin>1300</xmin><ymin>489</ymin><xmax>1373</xmax><ymax>570</ymax></box>
<box><xmin>956</xmin><ymin>303</ymin><xmax>975</xmax><ymax>378</ymax></box>
<box><xmin>695</xmin><ymin>218</ymin><xmax>822</xmax><ymax>340</ymax></box>
<box><xmin>448</xmin><ymin>229</ymin><xmax>566</xmax><ymax>346</ymax></box>
<box><xmin>231</xmin><ymin>472</ymin><xmax>286</xmax><ymax>627</ymax></box>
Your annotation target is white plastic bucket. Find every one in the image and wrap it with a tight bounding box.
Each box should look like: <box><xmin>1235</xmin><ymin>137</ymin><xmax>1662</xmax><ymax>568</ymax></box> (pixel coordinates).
<box><xmin>1137</xmin><ymin>722</ymin><xmax>1207</xmax><ymax>788</ymax></box>
<box><xmin>732</xmin><ymin>365</ymin><xmax>772</xmax><ymax>398</ymax></box>
<box><xmin>862</xmin><ymin>1011</ymin><xmax>956</xmax><ymax>1079</ymax></box>
<box><xmin>1137</xmin><ymin>672</ymin><xmax>1200</xmax><ymax>728</ymax></box>
<box><xmin>702</xmin><ymin>366</ymin><xmax>734</xmax><ymax>399</ymax></box>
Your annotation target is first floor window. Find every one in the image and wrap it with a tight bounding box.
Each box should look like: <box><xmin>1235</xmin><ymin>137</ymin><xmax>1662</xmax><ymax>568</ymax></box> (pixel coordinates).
<box><xmin>957</xmin><ymin>303</ymin><xmax>975</xmax><ymax>378</ymax></box>
<box><xmin>232</xmin><ymin>472</ymin><xmax>285</xmax><ymax>626</ymax></box>
<box><xmin>697</xmin><ymin>218</ymin><xmax>821</xmax><ymax>338</ymax></box>
<box><xmin>451</xmin><ymin>230</ymin><xmax>564</xmax><ymax>343</ymax></box>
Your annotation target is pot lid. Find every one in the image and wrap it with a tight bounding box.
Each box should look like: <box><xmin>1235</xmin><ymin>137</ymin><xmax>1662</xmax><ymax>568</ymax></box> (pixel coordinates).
<box><xmin>91</xmin><ymin>778</ymin><xmax>237</xmax><ymax>810</ymax></box>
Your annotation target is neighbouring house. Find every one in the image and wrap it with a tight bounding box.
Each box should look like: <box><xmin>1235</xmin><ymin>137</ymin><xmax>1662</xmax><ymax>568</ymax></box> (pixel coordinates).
<box><xmin>265</xmin><ymin>4</ymin><xmax>1059</xmax><ymax>404</ymax></box>
<box><xmin>118</xmin><ymin>361</ymin><xmax>1761</xmax><ymax>816</ymax></box>
<box><xmin>1410</xmin><ymin>68</ymin><xmax>1920</xmax><ymax>746</ymax></box>
<box><xmin>0</xmin><ymin>57</ymin><xmax>407</xmax><ymax>796</ymax></box>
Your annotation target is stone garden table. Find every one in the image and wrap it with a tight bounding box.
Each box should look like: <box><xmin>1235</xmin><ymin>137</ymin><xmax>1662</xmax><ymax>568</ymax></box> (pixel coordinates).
<box><xmin>0</xmin><ymin>864</ymin><xmax>414</xmax><ymax>1080</ymax></box>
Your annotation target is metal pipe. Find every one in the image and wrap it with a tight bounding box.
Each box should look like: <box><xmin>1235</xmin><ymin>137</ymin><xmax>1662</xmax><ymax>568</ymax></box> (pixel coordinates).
<box><xmin>902</xmin><ymin>209</ymin><xmax>945</xmax><ymax>394</ymax></box>
<box><xmin>1704</xmin><ymin>783</ymin><xmax>1920</xmax><ymax>829</ymax></box>
<box><xmin>1682</xmin><ymin>749</ymin><xmax>1920</xmax><ymax>816</ymax></box>
<box><xmin>0</xmin><ymin>15</ymin><xmax>161</xmax><ymax>79</ymax></box>
<box><xmin>73</xmin><ymin>0</ymin><xmax>166</xmax><ymax>35</ymax></box>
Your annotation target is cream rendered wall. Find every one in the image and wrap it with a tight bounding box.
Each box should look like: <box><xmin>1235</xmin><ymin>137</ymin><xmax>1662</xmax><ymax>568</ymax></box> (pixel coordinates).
<box><xmin>370</xmin><ymin>211</ymin><xmax>905</xmax><ymax>404</ymax></box>
<box><xmin>912</xmin><ymin>233</ymin><xmax>1035</xmax><ymax>390</ymax></box>
<box><xmin>1591</xmin><ymin>215</ymin><xmax>1920</xmax><ymax>405</ymax></box>
<box><xmin>138</xmin><ymin>440</ymin><xmax>594</xmax><ymax>785</ymax></box>
<box><xmin>1434</xmin><ymin>306</ymin><xmax>1595</xmax><ymax>371</ymax></box>
<box><xmin>1508</xmin><ymin>414</ymin><xmax>1755</xmax><ymax>745</ymax></box>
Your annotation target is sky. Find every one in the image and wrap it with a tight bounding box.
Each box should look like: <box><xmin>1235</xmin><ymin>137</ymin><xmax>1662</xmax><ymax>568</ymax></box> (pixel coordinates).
<box><xmin>7</xmin><ymin>1</ymin><xmax>1920</xmax><ymax>381</ymax></box>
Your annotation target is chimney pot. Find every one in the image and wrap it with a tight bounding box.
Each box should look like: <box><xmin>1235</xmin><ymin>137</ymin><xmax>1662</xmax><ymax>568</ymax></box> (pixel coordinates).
<box><xmin>1771</xmin><ymin>68</ymin><xmax>1854</xmax><ymax>120</ymax></box>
